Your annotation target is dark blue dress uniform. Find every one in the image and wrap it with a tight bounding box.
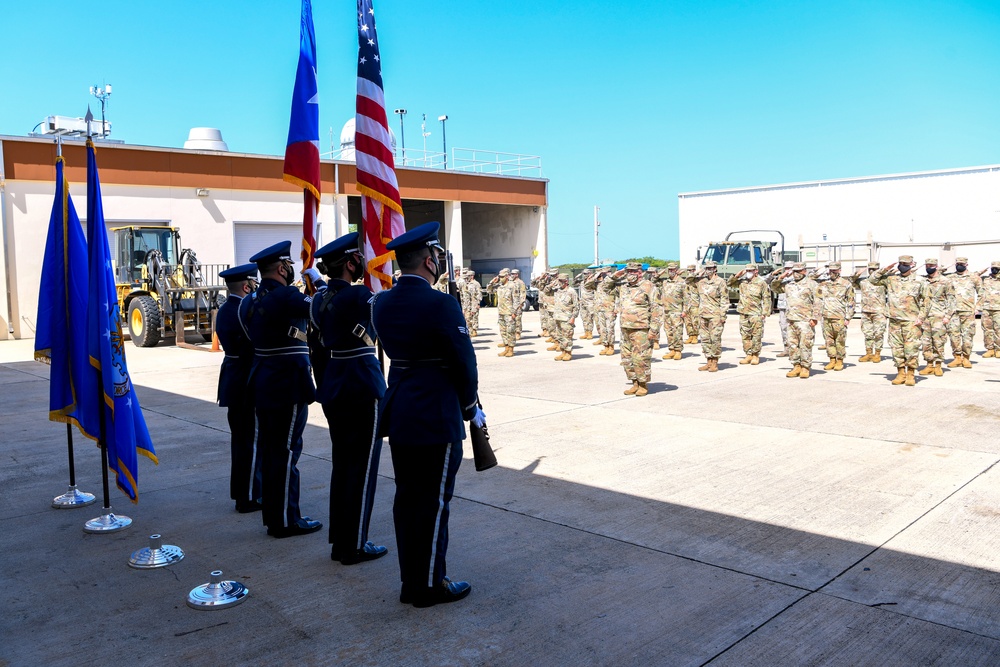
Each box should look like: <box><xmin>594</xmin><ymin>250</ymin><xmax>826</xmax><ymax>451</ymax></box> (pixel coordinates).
<box><xmin>310</xmin><ymin>233</ymin><xmax>388</xmax><ymax>563</ymax></box>
<box><xmin>371</xmin><ymin>222</ymin><xmax>479</xmax><ymax>606</ymax></box>
<box><xmin>237</xmin><ymin>241</ymin><xmax>326</xmax><ymax>536</ymax></box>
<box><xmin>216</xmin><ymin>263</ymin><xmax>262</xmax><ymax>512</ymax></box>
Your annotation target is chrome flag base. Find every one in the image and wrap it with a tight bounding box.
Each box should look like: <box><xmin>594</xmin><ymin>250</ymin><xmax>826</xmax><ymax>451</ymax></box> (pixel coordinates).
<box><xmin>52</xmin><ymin>485</ymin><xmax>97</xmax><ymax>509</ymax></box>
<box><xmin>83</xmin><ymin>509</ymin><xmax>132</xmax><ymax>533</ymax></box>
<box><xmin>187</xmin><ymin>571</ymin><xmax>249</xmax><ymax>610</ymax></box>
<box><xmin>129</xmin><ymin>534</ymin><xmax>184</xmax><ymax>569</ymax></box>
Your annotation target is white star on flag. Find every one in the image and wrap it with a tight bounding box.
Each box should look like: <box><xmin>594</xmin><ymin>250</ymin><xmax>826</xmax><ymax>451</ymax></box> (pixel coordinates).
<box><xmin>360</xmin><ymin>56</ymin><xmax>367</xmax><ymax>64</ymax></box>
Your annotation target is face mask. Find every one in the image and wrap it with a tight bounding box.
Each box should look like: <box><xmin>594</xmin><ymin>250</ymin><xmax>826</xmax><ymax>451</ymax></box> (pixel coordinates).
<box><xmin>793</xmin><ymin>272</ymin><xmax>805</xmax><ymax>281</ymax></box>
<box><xmin>956</xmin><ymin>264</ymin><xmax>967</xmax><ymax>273</ymax></box>
<box><xmin>429</xmin><ymin>255</ymin><xmax>443</xmax><ymax>281</ymax></box>
<box><xmin>926</xmin><ymin>267</ymin><xmax>937</xmax><ymax>274</ymax></box>
<box><xmin>829</xmin><ymin>272</ymin><xmax>840</xmax><ymax>279</ymax></box>
<box><xmin>626</xmin><ymin>272</ymin><xmax>640</xmax><ymax>285</ymax></box>
<box><xmin>992</xmin><ymin>268</ymin><xmax>1000</xmax><ymax>276</ymax></box>
<box><xmin>349</xmin><ymin>259</ymin><xmax>365</xmax><ymax>282</ymax></box>
<box><xmin>897</xmin><ymin>264</ymin><xmax>911</xmax><ymax>274</ymax></box>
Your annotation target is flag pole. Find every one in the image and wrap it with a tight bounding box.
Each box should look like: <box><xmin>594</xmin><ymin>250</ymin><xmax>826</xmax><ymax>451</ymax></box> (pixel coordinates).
<box><xmin>81</xmin><ymin>122</ymin><xmax>131</xmax><ymax>533</ymax></box>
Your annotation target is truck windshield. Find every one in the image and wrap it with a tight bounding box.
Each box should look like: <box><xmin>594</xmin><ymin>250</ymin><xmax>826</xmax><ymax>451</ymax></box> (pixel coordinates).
<box><xmin>728</xmin><ymin>244</ymin><xmax>753</xmax><ymax>264</ymax></box>
<box><xmin>134</xmin><ymin>229</ymin><xmax>176</xmax><ymax>264</ymax></box>
<box><xmin>703</xmin><ymin>245</ymin><xmax>726</xmax><ymax>263</ymax></box>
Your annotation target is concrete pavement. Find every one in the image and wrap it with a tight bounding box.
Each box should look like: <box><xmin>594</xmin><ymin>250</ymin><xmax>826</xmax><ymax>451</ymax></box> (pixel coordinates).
<box><xmin>2</xmin><ymin>309</ymin><xmax>1000</xmax><ymax>666</ymax></box>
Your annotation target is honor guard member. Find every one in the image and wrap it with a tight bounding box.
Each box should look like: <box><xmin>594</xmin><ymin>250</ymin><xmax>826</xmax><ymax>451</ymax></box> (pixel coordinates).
<box><xmin>371</xmin><ymin>221</ymin><xmax>481</xmax><ymax>608</ymax></box>
<box><xmin>217</xmin><ymin>263</ymin><xmax>263</xmax><ymax>513</ymax></box>
<box><xmin>239</xmin><ymin>241</ymin><xmax>325</xmax><ymax>538</ymax></box>
<box><xmin>509</xmin><ymin>269</ymin><xmax>527</xmax><ymax>339</ymax></box>
<box><xmin>311</xmin><ymin>233</ymin><xmax>389</xmax><ymax>565</ymax></box>
<box><xmin>869</xmin><ymin>256</ymin><xmax>930</xmax><ymax>386</ymax></box>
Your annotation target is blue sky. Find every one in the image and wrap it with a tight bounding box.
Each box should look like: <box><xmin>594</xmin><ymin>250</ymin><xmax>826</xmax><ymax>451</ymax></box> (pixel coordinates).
<box><xmin>3</xmin><ymin>1</ymin><xmax>999</xmax><ymax>264</ymax></box>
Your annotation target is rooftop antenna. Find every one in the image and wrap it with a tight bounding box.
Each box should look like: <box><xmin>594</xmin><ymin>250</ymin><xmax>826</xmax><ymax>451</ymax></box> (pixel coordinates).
<box><xmin>89</xmin><ymin>83</ymin><xmax>112</xmax><ymax>138</ymax></box>
<box><xmin>421</xmin><ymin>113</ymin><xmax>430</xmax><ymax>163</ymax></box>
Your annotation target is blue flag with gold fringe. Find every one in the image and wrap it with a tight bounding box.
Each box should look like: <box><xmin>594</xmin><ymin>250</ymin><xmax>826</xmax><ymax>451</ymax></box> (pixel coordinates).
<box><xmin>85</xmin><ymin>141</ymin><xmax>157</xmax><ymax>502</ymax></box>
<box><xmin>34</xmin><ymin>156</ymin><xmax>99</xmax><ymax>440</ymax></box>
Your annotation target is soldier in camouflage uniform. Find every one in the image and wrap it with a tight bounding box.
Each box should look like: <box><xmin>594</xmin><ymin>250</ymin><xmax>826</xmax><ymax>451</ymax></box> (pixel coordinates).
<box><xmin>683</xmin><ymin>263</ymin><xmax>700</xmax><ymax>344</ymax></box>
<box><xmin>980</xmin><ymin>262</ymin><xmax>1000</xmax><ymax>358</ymax></box>
<box><xmin>689</xmin><ymin>261</ymin><xmax>727</xmax><ymax>372</ymax></box>
<box><xmin>770</xmin><ymin>262</ymin><xmax>821</xmax><ymax>379</ymax></box>
<box><xmin>616</xmin><ymin>262</ymin><xmax>661</xmax><ymax>396</ymax></box>
<box><xmin>433</xmin><ymin>273</ymin><xmax>449</xmax><ymax>293</ymax></box>
<box><xmin>540</xmin><ymin>269</ymin><xmax>559</xmax><ymax>341</ymax></box>
<box><xmin>919</xmin><ymin>258</ymin><xmax>955</xmax><ymax>376</ymax></box>
<box><xmin>659</xmin><ymin>263</ymin><xmax>686</xmax><ymax>361</ymax></box>
<box><xmin>463</xmin><ymin>269</ymin><xmax>482</xmax><ymax>336</ymax></box>
<box><xmin>850</xmin><ymin>262</ymin><xmax>888</xmax><ymax>363</ymax></box>
<box><xmin>766</xmin><ymin>261</ymin><xmax>794</xmax><ymax>357</ymax></box>
<box><xmin>728</xmin><ymin>263</ymin><xmax>771</xmax><ymax>365</ymax></box>
<box><xmin>509</xmin><ymin>269</ymin><xmax>527</xmax><ymax>340</ymax></box>
<box><xmin>531</xmin><ymin>273</ymin><xmax>548</xmax><ymax>336</ymax></box>
<box><xmin>576</xmin><ymin>269</ymin><xmax>597</xmax><ymax>340</ymax></box>
<box><xmin>548</xmin><ymin>273</ymin><xmax>580</xmax><ymax>361</ymax></box>
<box><xmin>588</xmin><ymin>268</ymin><xmax>619</xmax><ymax>355</ymax></box>
<box><xmin>869</xmin><ymin>255</ymin><xmax>930</xmax><ymax>386</ymax></box>
<box><xmin>946</xmin><ymin>257</ymin><xmax>982</xmax><ymax>369</ymax></box>
<box><xmin>818</xmin><ymin>261</ymin><xmax>855</xmax><ymax>371</ymax></box>
<box><xmin>487</xmin><ymin>268</ymin><xmax>517</xmax><ymax>358</ymax></box>
<box><xmin>645</xmin><ymin>267</ymin><xmax>664</xmax><ymax>349</ymax></box>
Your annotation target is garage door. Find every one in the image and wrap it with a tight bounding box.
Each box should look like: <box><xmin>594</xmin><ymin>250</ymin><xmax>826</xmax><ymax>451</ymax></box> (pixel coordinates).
<box><xmin>234</xmin><ymin>222</ymin><xmax>309</xmax><ymax>266</ymax></box>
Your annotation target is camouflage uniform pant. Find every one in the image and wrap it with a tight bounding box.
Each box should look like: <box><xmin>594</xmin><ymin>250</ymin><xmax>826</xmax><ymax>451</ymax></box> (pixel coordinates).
<box><xmin>948</xmin><ymin>312</ymin><xmax>975</xmax><ymax>356</ymax></box>
<box><xmin>580</xmin><ymin>302</ymin><xmax>595</xmax><ymax>335</ymax></box>
<box><xmin>620</xmin><ymin>327</ymin><xmax>652</xmax><ymax>383</ymax></box>
<box><xmin>465</xmin><ymin>306</ymin><xmax>480</xmax><ymax>335</ymax></box>
<box><xmin>664</xmin><ymin>312</ymin><xmax>684</xmax><ymax>352</ymax></box>
<box><xmin>553</xmin><ymin>320</ymin><xmax>575</xmax><ymax>352</ymax></box>
<box><xmin>861</xmin><ymin>313</ymin><xmax>887</xmax><ymax>351</ymax></box>
<box><xmin>541</xmin><ymin>305</ymin><xmax>555</xmax><ymax>335</ymax></box>
<box><xmin>788</xmin><ymin>320</ymin><xmax>815</xmax><ymax>368</ymax></box>
<box><xmin>514</xmin><ymin>309</ymin><xmax>523</xmax><ymax>336</ymax></box>
<box><xmin>739</xmin><ymin>314</ymin><xmax>764</xmax><ymax>355</ymax></box>
<box><xmin>889</xmin><ymin>319</ymin><xmax>922</xmax><ymax>369</ymax></box>
<box><xmin>983</xmin><ymin>310</ymin><xmax>999</xmax><ymax>351</ymax></box>
<box><xmin>699</xmin><ymin>316</ymin><xmax>725</xmax><ymax>358</ymax></box>
<box><xmin>822</xmin><ymin>318</ymin><xmax>847</xmax><ymax>359</ymax></box>
<box><xmin>921</xmin><ymin>315</ymin><xmax>949</xmax><ymax>363</ymax></box>
<box><xmin>779</xmin><ymin>310</ymin><xmax>789</xmax><ymax>350</ymax></box>
<box><xmin>597</xmin><ymin>309</ymin><xmax>617</xmax><ymax>346</ymax></box>
<box><xmin>684</xmin><ymin>306</ymin><xmax>700</xmax><ymax>339</ymax></box>
<box><xmin>498</xmin><ymin>314</ymin><xmax>516</xmax><ymax>347</ymax></box>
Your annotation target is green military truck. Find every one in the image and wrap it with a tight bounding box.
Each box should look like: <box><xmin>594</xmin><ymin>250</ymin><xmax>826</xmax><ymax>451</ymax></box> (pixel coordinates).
<box><xmin>696</xmin><ymin>230</ymin><xmax>786</xmax><ymax>305</ymax></box>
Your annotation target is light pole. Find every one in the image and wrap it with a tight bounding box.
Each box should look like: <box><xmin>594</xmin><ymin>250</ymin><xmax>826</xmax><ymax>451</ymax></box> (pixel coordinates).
<box><xmin>438</xmin><ymin>115</ymin><xmax>448</xmax><ymax>169</ymax></box>
<box><xmin>89</xmin><ymin>84</ymin><xmax>112</xmax><ymax>138</ymax></box>
<box><xmin>594</xmin><ymin>206</ymin><xmax>600</xmax><ymax>266</ymax></box>
<box><xmin>393</xmin><ymin>108</ymin><xmax>407</xmax><ymax>165</ymax></box>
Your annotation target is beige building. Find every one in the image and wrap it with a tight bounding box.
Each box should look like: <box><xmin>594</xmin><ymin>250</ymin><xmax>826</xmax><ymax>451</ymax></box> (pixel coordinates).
<box><xmin>0</xmin><ymin>136</ymin><xmax>548</xmax><ymax>339</ymax></box>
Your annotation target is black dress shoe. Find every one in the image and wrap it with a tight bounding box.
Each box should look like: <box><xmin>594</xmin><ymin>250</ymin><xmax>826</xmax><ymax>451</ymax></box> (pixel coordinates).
<box><xmin>403</xmin><ymin>577</ymin><xmax>472</xmax><ymax>608</ymax></box>
<box><xmin>340</xmin><ymin>541</ymin><xmax>388</xmax><ymax>565</ymax></box>
<box><xmin>235</xmin><ymin>499</ymin><xmax>262</xmax><ymax>513</ymax></box>
<box><xmin>267</xmin><ymin>518</ymin><xmax>323</xmax><ymax>538</ymax></box>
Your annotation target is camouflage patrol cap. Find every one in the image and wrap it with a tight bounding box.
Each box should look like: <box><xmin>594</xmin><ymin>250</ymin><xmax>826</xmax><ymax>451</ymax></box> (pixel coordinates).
<box><xmin>686</xmin><ymin>264</ymin><xmax>696</xmax><ymax>271</ymax></box>
<box><xmin>867</xmin><ymin>261</ymin><xmax>880</xmax><ymax>270</ymax></box>
<box><xmin>828</xmin><ymin>261</ymin><xmax>841</xmax><ymax>270</ymax></box>
<box><xmin>792</xmin><ymin>262</ymin><xmax>806</xmax><ymax>271</ymax></box>
<box><xmin>745</xmin><ymin>263</ymin><xmax>758</xmax><ymax>270</ymax></box>
<box><xmin>557</xmin><ymin>272</ymin><xmax>570</xmax><ymax>281</ymax></box>
<box><xmin>582</xmin><ymin>268</ymin><xmax>592</xmax><ymax>274</ymax></box>
<box><xmin>783</xmin><ymin>261</ymin><xmax>794</xmax><ymax>269</ymax></box>
<box><xmin>546</xmin><ymin>268</ymin><xmax>558</xmax><ymax>276</ymax></box>
<box><xmin>498</xmin><ymin>268</ymin><xmax>510</xmax><ymax>276</ymax></box>
<box><xmin>704</xmin><ymin>260</ymin><xmax>718</xmax><ymax>269</ymax></box>
<box><xmin>924</xmin><ymin>258</ymin><xmax>938</xmax><ymax>266</ymax></box>
<box><xmin>898</xmin><ymin>255</ymin><xmax>914</xmax><ymax>263</ymax></box>
<box><xmin>992</xmin><ymin>260</ymin><xmax>1000</xmax><ymax>269</ymax></box>
<box><xmin>511</xmin><ymin>268</ymin><xmax>520</xmax><ymax>274</ymax></box>
<box><xmin>956</xmin><ymin>257</ymin><xmax>969</xmax><ymax>264</ymax></box>
<box><xmin>626</xmin><ymin>261</ymin><xmax>643</xmax><ymax>271</ymax></box>
<box><xmin>666</xmin><ymin>262</ymin><xmax>678</xmax><ymax>269</ymax></box>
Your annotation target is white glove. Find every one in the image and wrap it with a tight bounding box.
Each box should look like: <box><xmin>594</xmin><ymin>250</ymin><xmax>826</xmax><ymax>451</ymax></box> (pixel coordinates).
<box><xmin>302</xmin><ymin>267</ymin><xmax>322</xmax><ymax>284</ymax></box>
<box><xmin>471</xmin><ymin>406</ymin><xmax>487</xmax><ymax>428</ymax></box>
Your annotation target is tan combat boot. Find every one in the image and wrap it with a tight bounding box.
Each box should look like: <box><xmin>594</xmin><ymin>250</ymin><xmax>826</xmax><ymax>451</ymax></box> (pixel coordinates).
<box><xmin>498</xmin><ymin>346</ymin><xmax>508</xmax><ymax>357</ymax></box>
<box><xmin>947</xmin><ymin>355</ymin><xmax>963</xmax><ymax>368</ymax></box>
<box><xmin>592</xmin><ymin>338</ymin><xmax>603</xmax><ymax>346</ymax></box>
<box><xmin>553</xmin><ymin>352</ymin><xmax>565</xmax><ymax>361</ymax></box>
<box><xmin>497</xmin><ymin>341</ymin><xmax>507</xmax><ymax>348</ymax></box>
<box><xmin>740</xmin><ymin>354</ymin><xmax>752</xmax><ymax>365</ymax></box>
<box><xmin>786</xmin><ymin>365</ymin><xmax>801</xmax><ymax>378</ymax></box>
<box><xmin>662</xmin><ymin>351</ymin><xmax>673</xmax><ymax>360</ymax></box>
<box><xmin>750</xmin><ymin>355</ymin><xmax>760</xmax><ymax>365</ymax></box>
<box><xmin>799</xmin><ymin>365</ymin><xmax>810</xmax><ymax>378</ymax></box>
<box><xmin>687</xmin><ymin>335</ymin><xmax>698</xmax><ymax>345</ymax></box>
<box><xmin>546</xmin><ymin>344</ymin><xmax>559</xmax><ymax>351</ymax></box>
<box><xmin>904</xmin><ymin>368</ymin><xmax>916</xmax><ymax>386</ymax></box>
<box><xmin>919</xmin><ymin>363</ymin><xmax>935</xmax><ymax>375</ymax></box>
<box><xmin>698</xmin><ymin>359</ymin><xmax>711</xmax><ymax>371</ymax></box>
<box><xmin>962</xmin><ymin>355</ymin><xmax>973</xmax><ymax>369</ymax></box>
<box><xmin>934</xmin><ymin>361</ymin><xmax>943</xmax><ymax>376</ymax></box>
<box><xmin>653</xmin><ymin>341</ymin><xmax>660</xmax><ymax>349</ymax></box>
<box><xmin>984</xmin><ymin>349</ymin><xmax>995</xmax><ymax>358</ymax></box>
<box><xmin>673</xmin><ymin>350</ymin><xmax>683</xmax><ymax>360</ymax></box>
<box><xmin>562</xmin><ymin>352</ymin><xmax>573</xmax><ymax>361</ymax></box>
<box><xmin>824</xmin><ymin>359</ymin><xmax>837</xmax><ymax>370</ymax></box>
<box><xmin>546</xmin><ymin>336</ymin><xmax>556</xmax><ymax>343</ymax></box>
<box><xmin>891</xmin><ymin>368</ymin><xmax>906</xmax><ymax>385</ymax></box>
<box><xmin>834</xmin><ymin>358</ymin><xmax>844</xmax><ymax>371</ymax></box>
<box><xmin>708</xmin><ymin>358</ymin><xmax>719</xmax><ymax>372</ymax></box>
<box><xmin>635</xmin><ymin>382</ymin><xmax>648</xmax><ymax>397</ymax></box>
<box><xmin>505</xmin><ymin>346</ymin><xmax>514</xmax><ymax>357</ymax></box>
<box><xmin>624</xmin><ymin>381</ymin><xmax>639</xmax><ymax>395</ymax></box>
<box><xmin>859</xmin><ymin>349</ymin><xmax>872</xmax><ymax>362</ymax></box>
<box><xmin>872</xmin><ymin>350</ymin><xmax>882</xmax><ymax>363</ymax></box>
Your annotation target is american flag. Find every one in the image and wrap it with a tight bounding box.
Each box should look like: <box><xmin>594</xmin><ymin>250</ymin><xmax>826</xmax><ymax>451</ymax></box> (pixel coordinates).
<box><xmin>283</xmin><ymin>0</ymin><xmax>320</xmax><ymax>271</ymax></box>
<box><xmin>356</xmin><ymin>0</ymin><xmax>405</xmax><ymax>292</ymax></box>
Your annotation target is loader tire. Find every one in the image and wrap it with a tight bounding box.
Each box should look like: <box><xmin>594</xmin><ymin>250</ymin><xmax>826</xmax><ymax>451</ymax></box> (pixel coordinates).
<box><xmin>128</xmin><ymin>296</ymin><xmax>162</xmax><ymax>347</ymax></box>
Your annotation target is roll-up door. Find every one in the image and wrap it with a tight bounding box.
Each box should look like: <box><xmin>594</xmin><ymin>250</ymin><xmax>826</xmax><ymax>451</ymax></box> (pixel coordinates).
<box><xmin>233</xmin><ymin>222</ymin><xmax>306</xmax><ymax>266</ymax></box>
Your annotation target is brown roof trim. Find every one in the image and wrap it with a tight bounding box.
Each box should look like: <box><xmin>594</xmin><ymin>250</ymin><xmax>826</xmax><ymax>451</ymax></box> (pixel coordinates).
<box><xmin>1</xmin><ymin>136</ymin><xmax>547</xmax><ymax>207</ymax></box>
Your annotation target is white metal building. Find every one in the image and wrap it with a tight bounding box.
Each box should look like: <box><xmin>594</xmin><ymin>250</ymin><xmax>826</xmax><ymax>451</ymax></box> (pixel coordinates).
<box><xmin>678</xmin><ymin>165</ymin><xmax>1000</xmax><ymax>270</ymax></box>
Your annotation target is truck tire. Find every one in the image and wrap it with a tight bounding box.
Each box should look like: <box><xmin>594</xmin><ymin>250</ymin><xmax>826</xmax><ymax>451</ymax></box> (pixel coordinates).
<box><xmin>128</xmin><ymin>296</ymin><xmax>162</xmax><ymax>347</ymax></box>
